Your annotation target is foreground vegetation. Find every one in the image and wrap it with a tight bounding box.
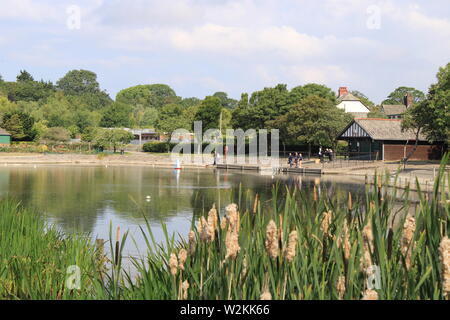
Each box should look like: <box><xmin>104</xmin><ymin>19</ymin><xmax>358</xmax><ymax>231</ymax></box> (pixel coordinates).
<box><xmin>0</xmin><ymin>156</ymin><xmax>449</xmax><ymax>300</ymax></box>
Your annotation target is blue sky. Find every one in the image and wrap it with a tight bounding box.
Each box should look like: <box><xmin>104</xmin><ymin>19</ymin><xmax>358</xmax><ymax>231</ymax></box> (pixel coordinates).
<box><xmin>0</xmin><ymin>0</ymin><xmax>449</xmax><ymax>104</ymax></box>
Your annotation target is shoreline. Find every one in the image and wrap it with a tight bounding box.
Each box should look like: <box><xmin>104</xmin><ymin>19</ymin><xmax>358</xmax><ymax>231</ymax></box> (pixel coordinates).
<box><xmin>0</xmin><ymin>152</ymin><xmax>445</xmax><ymax>191</ymax></box>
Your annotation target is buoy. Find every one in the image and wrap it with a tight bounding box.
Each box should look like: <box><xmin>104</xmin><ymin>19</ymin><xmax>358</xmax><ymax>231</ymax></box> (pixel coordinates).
<box><xmin>174</xmin><ymin>159</ymin><xmax>182</xmax><ymax>170</ymax></box>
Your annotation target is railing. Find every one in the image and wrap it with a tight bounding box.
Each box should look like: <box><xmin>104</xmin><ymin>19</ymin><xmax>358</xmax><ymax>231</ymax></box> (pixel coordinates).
<box><xmin>323</xmin><ymin>152</ymin><xmax>380</xmax><ymax>168</ymax></box>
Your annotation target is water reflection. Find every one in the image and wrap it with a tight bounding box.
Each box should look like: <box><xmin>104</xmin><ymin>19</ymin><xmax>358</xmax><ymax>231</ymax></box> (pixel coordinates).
<box><xmin>0</xmin><ymin>165</ymin><xmax>373</xmax><ymax>256</ymax></box>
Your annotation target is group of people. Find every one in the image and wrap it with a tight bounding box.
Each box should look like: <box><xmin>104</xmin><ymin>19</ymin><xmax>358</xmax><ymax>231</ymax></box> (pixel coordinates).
<box><xmin>288</xmin><ymin>152</ymin><xmax>303</xmax><ymax>168</ymax></box>
<box><xmin>318</xmin><ymin>147</ymin><xmax>334</xmax><ymax>162</ymax></box>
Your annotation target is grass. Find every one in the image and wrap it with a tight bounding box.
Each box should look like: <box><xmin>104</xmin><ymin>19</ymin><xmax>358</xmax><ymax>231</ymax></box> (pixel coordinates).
<box><xmin>0</xmin><ymin>154</ymin><xmax>449</xmax><ymax>300</ymax></box>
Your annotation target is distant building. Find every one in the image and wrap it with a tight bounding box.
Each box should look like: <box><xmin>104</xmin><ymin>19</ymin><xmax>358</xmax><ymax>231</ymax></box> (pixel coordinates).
<box><xmin>337</xmin><ymin>118</ymin><xmax>442</xmax><ymax>161</ymax></box>
<box><xmin>0</xmin><ymin>128</ymin><xmax>11</xmax><ymax>145</ymax></box>
<box><xmin>123</xmin><ymin>128</ymin><xmax>161</xmax><ymax>145</ymax></box>
<box><xmin>381</xmin><ymin>93</ymin><xmax>413</xmax><ymax>119</ymax></box>
<box><xmin>336</xmin><ymin>87</ymin><xmax>370</xmax><ymax>117</ymax></box>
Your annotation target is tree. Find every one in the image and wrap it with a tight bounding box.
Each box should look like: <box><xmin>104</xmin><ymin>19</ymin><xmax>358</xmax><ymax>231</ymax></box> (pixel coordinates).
<box><xmin>194</xmin><ymin>96</ymin><xmax>223</xmax><ymax>132</ymax></box>
<box><xmin>100</xmin><ymin>102</ymin><xmax>132</xmax><ymax>128</ymax></box>
<box><xmin>56</xmin><ymin>70</ymin><xmax>111</xmax><ymax>110</ymax></box>
<box><xmin>116</xmin><ymin>84</ymin><xmax>179</xmax><ymax>109</ymax></box>
<box><xmin>156</xmin><ymin>104</ymin><xmax>190</xmax><ymax>136</ymax></box>
<box><xmin>232</xmin><ymin>84</ymin><xmax>292</xmax><ymax>130</ymax></box>
<box><xmin>382</xmin><ymin>87</ymin><xmax>425</xmax><ymax>105</ymax></box>
<box><xmin>213</xmin><ymin>92</ymin><xmax>238</xmax><ymax>109</ymax></box>
<box><xmin>57</xmin><ymin>70</ymin><xmax>101</xmax><ymax>95</ymax></box>
<box><xmin>405</xmin><ymin>62</ymin><xmax>450</xmax><ymax>145</ymax></box>
<box><xmin>1</xmin><ymin>111</ymin><xmax>36</xmax><ymax>141</ymax></box>
<box><xmin>290</xmin><ymin>83</ymin><xmax>337</xmax><ymax>104</ymax></box>
<box><xmin>93</xmin><ymin>129</ymin><xmax>134</xmax><ymax>153</ymax></box>
<box><xmin>271</xmin><ymin>95</ymin><xmax>352</xmax><ymax>157</ymax></box>
<box><xmin>41</xmin><ymin>127</ymin><xmax>71</xmax><ymax>143</ymax></box>
<box><xmin>16</xmin><ymin>70</ymin><xmax>34</xmax><ymax>82</ymax></box>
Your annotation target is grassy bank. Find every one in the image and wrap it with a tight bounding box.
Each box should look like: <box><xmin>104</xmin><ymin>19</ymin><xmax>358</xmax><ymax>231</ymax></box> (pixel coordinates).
<box><xmin>0</xmin><ymin>155</ymin><xmax>449</xmax><ymax>300</ymax></box>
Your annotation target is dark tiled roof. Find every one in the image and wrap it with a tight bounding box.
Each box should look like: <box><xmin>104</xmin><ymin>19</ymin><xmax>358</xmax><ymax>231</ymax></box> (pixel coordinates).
<box><xmin>382</xmin><ymin>104</ymin><xmax>407</xmax><ymax>116</ymax></box>
<box><xmin>340</xmin><ymin>119</ymin><xmax>428</xmax><ymax>141</ymax></box>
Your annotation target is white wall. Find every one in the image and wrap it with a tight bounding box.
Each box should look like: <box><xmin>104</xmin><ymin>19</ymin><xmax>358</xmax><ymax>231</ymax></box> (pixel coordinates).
<box><xmin>337</xmin><ymin>101</ymin><xmax>370</xmax><ymax>113</ymax></box>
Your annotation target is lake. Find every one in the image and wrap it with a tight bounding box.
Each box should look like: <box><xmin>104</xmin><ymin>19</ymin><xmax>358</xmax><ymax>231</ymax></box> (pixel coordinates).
<box><xmin>0</xmin><ymin>165</ymin><xmax>370</xmax><ymax>257</ymax></box>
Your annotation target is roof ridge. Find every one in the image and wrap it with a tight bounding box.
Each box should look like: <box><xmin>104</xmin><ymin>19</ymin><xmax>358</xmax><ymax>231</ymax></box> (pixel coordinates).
<box><xmin>355</xmin><ymin>118</ymin><xmax>401</xmax><ymax>121</ymax></box>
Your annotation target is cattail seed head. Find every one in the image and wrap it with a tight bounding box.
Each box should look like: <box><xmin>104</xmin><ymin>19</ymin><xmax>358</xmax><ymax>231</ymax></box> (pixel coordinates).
<box><xmin>265</xmin><ymin>220</ymin><xmax>279</xmax><ymax>259</ymax></box>
<box><xmin>169</xmin><ymin>253</ymin><xmax>178</xmax><ymax>276</ymax></box>
<box><xmin>362</xmin><ymin>289</ymin><xmax>378</xmax><ymax>300</ymax></box>
<box><xmin>225</xmin><ymin>228</ymin><xmax>240</xmax><ymax>260</ymax></box>
<box><xmin>225</xmin><ymin>203</ymin><xmax>240</xmax><ymax>233</ymax></box>
<box><xmin>188</xmin><ymin>230</ymin><xmax>196</xmax><ymax>255</ymax></box>
<box><xmin>439</xmin><ymin>236</ymin><xmax>450</xmax><ymax>296</ymax></box>
<box><xmin>401</xmin><ymin>216</ymin><xmax>416</xmax><ymax>269</ymax></box>
<box><xmin>361</xmin><ymin>221</ymin><xmax>373</xmax><ymax>270</ymax></box>
<box><xmin>181</xmin><ymin>280</ymin><xmax>189</xmax><ymax>300</ymax></box>
<box><xmin>348</xmin><ymin>192</ymin><xmax>353</xmax><ymax>210</ymax></box>
<box><xmin>285</xmin><ymin>230</ymin><xmax>298</xmax><ymax>263</ymax></box>
<box><xmin>199</xmin><ymin>216</ymin><xmax>209</xmax><ymax>242</ymax></box>
<box><xmin>178</xmin><ymin>249</ymin><xmax>188</xmax><ymax>271</ymax></box>
<box><xmin>320</xmin><ymin>211</ymin><xmax>333</xmax><ymax>237</ymax></box>
<box><xmin>336</xmin><ymin>276</ymin><xmax>346</xmax><ymax>300</ymax></box>
<box><xmin>260</xmin><ymin>290</ymin><xmax>272</xmax><ymax>300</ymax></box>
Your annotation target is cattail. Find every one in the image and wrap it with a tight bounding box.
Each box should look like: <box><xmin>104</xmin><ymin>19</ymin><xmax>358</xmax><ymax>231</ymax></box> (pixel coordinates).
<box><xmin>265</xmin><ymin>220</ymin><xmax>279</xmax><ymax>259</ymax></box>
<box><xmin>225</xmin><ymin>228</ymin><xmax>240</xmax><ymax>260</ymax></box>
<box><xmin>253</xmin><ymin>194</ymin><xmax>259</xmax><ymax>214</ymax></box>
<box><xmin>336</xmin><ymin>276</ymin><xmax>346</xmax><ymax>300</ymax></box>
<box><xmin>337</xmin><ymin>222</ymin><xmax>352</xmax><ymax>261</ymax></box>
<box><xmin>313</xmin><ymin>185</ymin><xmax>318</xmax><ymax>201</ymax></box>
<box><xmin>178</xmin><ymin>249</ymin><xmax>188</xmax><ymax>271</ymax></box>
<box><xmin>241</xmin><ymin>255</ymin><xmax>248</xmax><ymax>279</ymax></box>
<box><xmin>208</xmin><ymin>205</ymin><xmax>218</xmax><ymax>232</ymax></box>
<box><xmin>320</xmin><ymin>211</ymin><xmax>333</xmax><ymax>237</ymax></box>
<box><xmin>401</xmin><ymin>216</ymin><xmax>416</xmax><ymax>269</ymax></box>
<box><xmin>278</xmin><ymin>215</ymin><xmax>284</xmax><ymax>248</ymax></box>
<box><xmin>181</xmin><ymin>280</ymin><xmax>189</xmax><ymax>300</ymax></box>
<box><xmin>169</xmin><ymin>253</ymin><xmax>178</xmax><ymax>276</ymax></box>
<box><xmin>220</xmin><ymin>217</ymin><xmax>228</xmax><ymax>230</ymax></box>
<box><xmin>206</xmin><ymin>213</ymin><xmax>217</xmax><ymax>242</ymax></box>
<box><xmin>226</xmin><ymin>203</ymin><xmax>240</xmax><ymax>233</ymax></box>
<box><xmin>348</xmin><ymin>192</ymin><xmax>353</xmax><ymax>210</ymax></box>
<box><xmin>362</xmin><ymin>289</ymin><xmax>378</xmax><ymax>300</ymax></box>
<box><xmin>361</xmin><ymin>221</ymin><xmax>373</xmax><ymax>271</ymax></box>
<box><xmin>199</xmin><ymin>216</ymin><xmax>209</xmax><ymax>242</ymax></box>
<box><xmin>260</xmin><ymin>290</ymin><xmax>272</xmax><ymax>300</ymax></box>
<box><xmin>439</xmin><ymin>236</ymin><xmax>450</xmax><ymax>296</ymax></box>
<box><xmin>285</xmin><ymin>230</ymin><xmax>298</xmax><ymax>262</ymax></box>
<box><xmin>188</xmin><ymin>230</ymin><xmax>196</xmax><ymax>255</ymax></box>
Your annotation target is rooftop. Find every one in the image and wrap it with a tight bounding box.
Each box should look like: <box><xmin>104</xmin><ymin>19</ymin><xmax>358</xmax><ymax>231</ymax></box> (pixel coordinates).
<box><xmin>382</xmin><ymin>104</ymin><xmax>407</xmax><ymax>116</ymax></box>
<box><xmin>339</xmin><ymin>118</ymin><xmax>428</xmax><ymax>141</ymax></box>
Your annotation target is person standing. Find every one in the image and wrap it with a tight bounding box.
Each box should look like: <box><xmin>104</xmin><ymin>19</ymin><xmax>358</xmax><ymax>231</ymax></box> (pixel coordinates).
<box><xmin>288</xmin><ymin>153</ymin><xmax>293</xmax><ymax>168</ymax></box>
<box><xmin>298</xmin><ymin>153</ymin><xmax>303</xmax><ymax>168</ymax></box>
<box><xmin>294</xmin><ymin>152</ymin><xmax>299</xmax><ymax>168</ymax></box>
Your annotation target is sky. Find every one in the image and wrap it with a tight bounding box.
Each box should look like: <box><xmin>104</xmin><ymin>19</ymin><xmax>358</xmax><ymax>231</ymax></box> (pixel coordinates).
<box><xmin>0</xmin><ymin>0</ymin><xmax>449</xmax><ymax>104</ymax></box>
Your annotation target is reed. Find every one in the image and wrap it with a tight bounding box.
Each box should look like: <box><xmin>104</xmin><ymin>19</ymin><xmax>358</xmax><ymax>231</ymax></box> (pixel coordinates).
<box><xmin>0</xmin><ymin>154</ymin><xmax>449</xmax><ymax>300</ymax></box>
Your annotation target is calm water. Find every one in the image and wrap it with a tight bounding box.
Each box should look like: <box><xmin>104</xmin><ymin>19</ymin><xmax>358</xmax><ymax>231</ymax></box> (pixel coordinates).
<box><xmin>0</xmin><ymin>165</ymin><xmax>368</xmax><ymax>257</ymax></box>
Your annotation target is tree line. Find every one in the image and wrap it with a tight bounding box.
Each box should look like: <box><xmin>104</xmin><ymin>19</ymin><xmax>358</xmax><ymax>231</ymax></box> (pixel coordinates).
<box><xmin>0</xmin><ymin>63</ymin><xmax>448</xmax><ymax>151</ymax></box>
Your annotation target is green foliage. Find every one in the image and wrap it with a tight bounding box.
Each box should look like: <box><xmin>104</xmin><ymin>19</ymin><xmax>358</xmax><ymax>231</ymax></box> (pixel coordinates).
<box><xmin>41</xmin><ymin>127</ymin><xmax>71</xmax><ymax>143</ymax></box>
<box><xmin>1</xmin><ymin>111</ymin><xmax>36</xmax><ymax>141</ymax></box>
<box><xmin>270</xmin><ymin>95</ymin><xmax>352</xmax><ymax>148</ymax></box>
<box><xmin>402</xmin><ymin>62</ymin><xmax>450</xmax><ymax>144</ymax></box>
<box><xmin>290</xmin><ymin>83</ymin><xmax>337</xmax><ymax>104</ymax></box>
<box><xmin>16</xmin><ymin>70</ymin><xmax>34</xmax><ymax>82</ymax></box>
<box><xmin>367</xmin><ymin>105</ymin><xmax>387</xmax><ymax>118</ymax></box>
<box><xmin>382</xmin><ymin>86</ymin><xmax>425</xmax><ymax>105</ymax></box>
<box><xmin>93</xmin><ymin>128</ymin><xmax>134</xmax><ymax>152</ymax></box>
<box><xmin>142</xmin><ymin>141</ymin><xmax>175</xmax><ymax>153</ymax></box>
<box><xmin>156</xmin><ymin>103</ymin><xmax>191</xmax><ymax>135</ymax></box>
<box><xmin>194</xmin><ymin>96</ymin><xmax>223</xmax><ymax>131</ymax></box>
<box><xmin>116</xmin><ymin>84</ymin><xmax>179</xmax><ymax>109</ymax></box>
<box><xmin>213</xmin><ymin>92</ymin><xmax>238</xmax><ymax>109</ymax></box>
<box><xmin>100</xmin><ymin>102</ymin><xmax>133</xmax><ymax>128</ymax></box>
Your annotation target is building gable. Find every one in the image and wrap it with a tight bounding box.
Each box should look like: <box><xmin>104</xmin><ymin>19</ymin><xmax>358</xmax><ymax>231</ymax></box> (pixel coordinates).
<box><xmin>339</xmin><ymin>121</ymin><xmax>370</xmax><ymax>138</ymax></box>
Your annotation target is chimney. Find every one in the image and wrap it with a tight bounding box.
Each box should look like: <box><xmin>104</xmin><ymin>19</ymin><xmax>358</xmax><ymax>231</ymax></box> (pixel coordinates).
<box><xmin>403</xmin><ymin>92</ymin><xmax>414</xmax><ymax>108</ymax></box>
<box><xmin>338</xmin><ymin>87</ymin><xmax>348</xmax><ymax>97</ymax></box>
